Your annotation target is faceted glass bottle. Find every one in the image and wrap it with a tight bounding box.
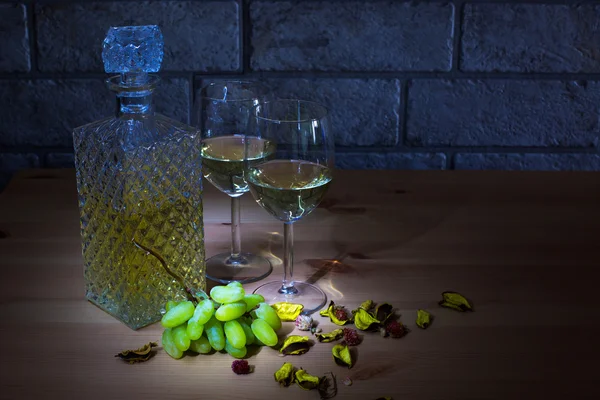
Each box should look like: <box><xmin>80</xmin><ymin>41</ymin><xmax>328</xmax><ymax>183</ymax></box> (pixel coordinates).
<box><xmin>72</xmin><ymin>26</ymin><xmax>205</xmax><ymax>330</ymax></box>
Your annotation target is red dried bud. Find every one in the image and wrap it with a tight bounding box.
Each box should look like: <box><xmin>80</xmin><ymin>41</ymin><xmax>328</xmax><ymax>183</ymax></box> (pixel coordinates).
<box><xmin>385</xmin><ymin>320</ymin><xmax>406</xmax><ymax>338</ymax></box>
<box><xmin>342</xmin><ymin>328</ymin><xmax>361</xmax><ymax>346</ymax></box>
<box><xmin>231</xmin><ymin>359</ymin><xmax>251</xmax><ymax>374</ymax></box>
<box><xmin>333</xmin><ymin>307</ymin><xmax>349</xmax><ymax>321</ymax></box>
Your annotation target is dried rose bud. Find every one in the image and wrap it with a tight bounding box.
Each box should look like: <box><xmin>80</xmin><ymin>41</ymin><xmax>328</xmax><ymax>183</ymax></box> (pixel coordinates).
<box><xmin>333</xmin><ymin>307</ymin><xmax>349</xmax><ymax>322</ymax></box>
<box><xmin>295</xmin><ymin>315</ymin><xmax>313</xmax><ymax>331</ymax></box>
<box><xmin>231</xmin><ymin>359</ymin><xmax>251</xmax><ymax>374</ymax></box>
<box><xmin>385</xmin><ymin>320</ymin><xmax>406</xmax><ymax>338</ymax></box>
<box><xmin>342</xmin><ymin>328</ymin><xmax>361</xmax><ymax>346</ymax></box>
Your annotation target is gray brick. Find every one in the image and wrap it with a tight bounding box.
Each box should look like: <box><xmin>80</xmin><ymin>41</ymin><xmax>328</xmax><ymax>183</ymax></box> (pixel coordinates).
<box><xmin>0</xmin><ymin>78</ymin><xmax>190</xmax><ymax>148</ymax></box>
<box><xmin>336</xmin><ymin>152</ymin><xmax>446</xmax><ymax>170</ymax></box>
<box><xmin>0</xmin><ymin>153</ymin><xmax>40</xmax><ymax>192</ymax></box>
<box><xmin>46</xmin><ymin>153</ymin><xmax>74</xmax><ymax>168</ymax></box>
<box><xmin>462</xmin><ymin>4</ymin><xmax>600</xmax><ymax>73</ymax></box>
<box><xmin>455</xmin><ymin>153</ymin><xmax>600</xmax><ymax>171</ymax></box>
<box><xmin>0</xmin><ymin>3</ymin><xmax>30</xmax><ymax>72</ymax></box>
<box><xmin>250</xmin><ymin>1</ymin><xmax>453</xmax><ymax>71</ymax></box>
<box><xmin>257</xmin><ymin>78</ymin><xmax>400</xmax><ymax>146</ymax></box>
<box><xmin>36</xmin><ymin>1</ymin><xmax>239</xmax><ymax>72</ymax></box>
<box><xmin>406</xmin><ymin>80</ymin><xmax>600</xmax><ymax>148</ymax></box>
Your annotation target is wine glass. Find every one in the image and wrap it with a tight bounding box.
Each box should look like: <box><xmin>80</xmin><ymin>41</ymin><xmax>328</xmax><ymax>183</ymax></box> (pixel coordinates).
<box><xmin>195</xmin><ymin>81</ymin><xmax>275</xmax><ymax>284</ymax></box>
<box><xmin>245</xmin><ymin>99</ymin><xmax>334</xmax><ymax>313</ymax></box>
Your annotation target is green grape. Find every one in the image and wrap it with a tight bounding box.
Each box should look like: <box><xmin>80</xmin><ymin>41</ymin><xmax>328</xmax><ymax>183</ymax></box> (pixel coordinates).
<box><xmin>251</xmin><ymin>318</ymin><xmax>278</xmax><ymax>347</ymax></box>
<box><xmin>242</xmin><ymin>294</ymin><xmax>265</xmax><ymax>312</ymax></box>
<box><xmin>215</xmin><ymin>301</ymin><xmax>247</xmax><ymax>322</ymax></box>
<box><xmin>227</xmin><ymin>281</ymin><xmax>243</xmax><ymax>289</ymax></box>
<box><xmin>162</xmin><ymin>328</ymin><xmax>183</xmax><ymax>359</ymax></box>
<box><xmin>205</xmin><ymin>316</ymin><xmax>226</xmax><ymax>351</ymax></box>
<box><xmin>189</xmin><ymin>335</ymin><xmax>212</xmax><ymax>354</ymax></box>
<box><xmin>224</xmin><ymin>320</ymin><xmax>246</xmax><ymax>349</ymax></box>
<box><xmin>161</xmin><ymin>301</ymin><xmax>195</xmax><ymax>328</ymax></box>
<box><xmin>165</xmin><ymin>300</ymin><xmax>179</xmax><ymax>312</ymax></box>
<box><xmin>252</xmin><ymin>303</ymin><xmax>282</xmax><ymax>331</ymax></box>
<box><xmin>186</xmin><ymin>320</ymin><xmax>204</xmax><ymax>341</ymax></box>
<box><xmin>172</xmin><ymin>324</ymin><xmax>191</xmax><ymax>351</ymax></box>
<box><xmin>210</xmin><ymin>286</ymin><xmax>245</xmax><ymax>304</ymax></box>
<box><xmin>225</xmin><ymin>340</ymin><xmax>247</xmax><ymax>359</ymax></box>
<box><xmin>238</xmin><ymin>317</ymin><xmax>255</xmax><ymax>346</ymax></box>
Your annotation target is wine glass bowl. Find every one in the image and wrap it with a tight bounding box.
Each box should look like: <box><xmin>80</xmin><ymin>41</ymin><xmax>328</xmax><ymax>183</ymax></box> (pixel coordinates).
<box><xmin>195</xmin><ymin>81</ymin><xmax>274</xmax><ymax>284</ymax></box>
<box><xmin>245</xmin><ymin>99</ymin><xmax>333</xmax><ymax>313</ymax></box>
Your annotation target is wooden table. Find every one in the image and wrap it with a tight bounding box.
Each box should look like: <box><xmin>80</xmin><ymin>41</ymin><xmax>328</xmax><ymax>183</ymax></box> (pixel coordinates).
<box><xmin>1</xmin><ymin>169</ymin><xmax>599</xmax><ymax>400</ymax></box>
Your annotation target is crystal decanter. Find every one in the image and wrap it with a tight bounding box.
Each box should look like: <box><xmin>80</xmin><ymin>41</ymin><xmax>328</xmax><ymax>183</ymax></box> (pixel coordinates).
<box><xmin>72</xmin><ymin>25</ymin><xmax>205</xmax><ymax>330</ymax></box>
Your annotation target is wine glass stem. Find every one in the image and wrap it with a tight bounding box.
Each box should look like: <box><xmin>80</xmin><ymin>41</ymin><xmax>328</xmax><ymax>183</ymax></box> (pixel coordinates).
<box><xmin>280</xmin><ymin>222</ymin><xmax>297</xmax><ymax>294</ymax></box>
<box><xmin>230</xmin><ymin>196</ymin><xmax>242</xmax><ymax>260</ymax></box>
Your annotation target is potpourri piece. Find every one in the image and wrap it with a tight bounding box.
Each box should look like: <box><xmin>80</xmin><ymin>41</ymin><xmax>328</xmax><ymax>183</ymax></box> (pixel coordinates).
<box><xmin>114</xmin><ymin>342</ymin><xmax>158</xmax><ymax>364</ymax></box>
<box><xmin>439</xmin><ymin>291</ymin><xmax>473</xmax><ymax>311</ymax></box>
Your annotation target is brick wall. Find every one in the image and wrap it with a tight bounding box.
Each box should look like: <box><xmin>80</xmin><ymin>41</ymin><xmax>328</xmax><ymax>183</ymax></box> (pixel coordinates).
<box><xmin>1</xmin><ymin>0</ymin><xmax>600</xmax><ymax>190</ymax></box>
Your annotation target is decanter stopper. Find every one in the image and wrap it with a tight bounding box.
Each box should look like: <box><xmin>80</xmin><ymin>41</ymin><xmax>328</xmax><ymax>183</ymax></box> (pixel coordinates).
<box><xmin>102</xmin><ymin>25</ymin><xmax>163</xmax><ymax>84</ymax></box>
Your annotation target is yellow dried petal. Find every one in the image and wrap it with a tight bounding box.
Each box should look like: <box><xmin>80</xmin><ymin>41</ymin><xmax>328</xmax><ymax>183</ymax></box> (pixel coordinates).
<box><xmin>352</xmin><ymin>307</ymin><xmax>380</xmax><ymax>331</ymax></box>
<box><xmin>332</xmin><ymin>343</ymin><xmax>353</xmax><ymax>368</ymax></box>
<box><xmin>295</xmin><ymin>369</ymin><xmax>322</xmax><ymax>390</ymax></box>
<box><xmin>315</xmin><ymin>328</ymin><xmax>344</xmax><ymax>343</ymax></box>
<box><xmin>114</xmin><ymin>342</ymin><xmax>158</xmax><ymax>364</ymax></box>
<box><xmin>271</xmin><ymin>302</ymin><xmax>304</xmax><ymax>321</ymax></box>
<box><xmin>359</xmin><ymin>299</ymin><xmax>373</xmax><ymax>311</ymax></box>
<box><xmin>274</xmin><ymin>362</ymin><xmax>295</xmax><ymax>387</ymax></box>
<box><xmin>320</xmin><ymin>300</ymin><xmax>351</xmax><ymax>326</ymax></box>
<box><xmin>416</xmin><ymin>309</ymin><xmax>431</xmax><ymax>329</ymax></box>
<box><xmin>280</xmin><ymin>335</ymin><xmax>310</xmax><ymax>355</ymax></box>
<box><xmin>374</xmin><ymin>303</ymin><xmax>393</xmax><ymax>323</ymax></box>
<box><xmin>440</xmin><ymin>291</ymin><xmax>473</xmax><ymax>311</ymax></box>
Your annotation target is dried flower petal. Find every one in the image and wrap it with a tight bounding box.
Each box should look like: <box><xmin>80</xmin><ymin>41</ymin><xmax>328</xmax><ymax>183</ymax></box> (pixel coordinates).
<box><xmin>274</xmin><ymin>362</ymin><xmax>295</xmax><ymax>386</ymax></box>
<box><xmin>440</xmin><ymin>291</ymin><xmax>473</xmax><ymax>311</ymax></box>
<box><xmin>320</xmin><ymin>300</ymin><xmax>352</xmax><ymax>325</ymax></box>
<box><xmin>332</xmin><ymin>343</ymin><xmax>353</xmax><ymax>368</ymax></box>
<box><xmin>231</xmin><ymin>359</ymin><xmax>252</xmax><ymax>374</ymax></box>
<box><xmin>115</xmin><ymin>342</ymin><xmax>158</xmax><ymax>364</ymax></box>
<box><xmin>416</xmin><ymin>309</ymin><xmax>431</xmax><ymax>329</ymax></box>
<box><xmin>296</xmin><ymin>315</ymin><xmax>313</xmax><ymax>331</ymax></box>
<box><xmin>342</xmin><ymin>328</ymin><xmax>361</xmax><ymax>346</ymax></box>
<box><xmin>352</xmin><ymin>307</ymin><xmax>381</xmax><ymax>331</ymax></box>
<box><xmin>315</xmin><ymin>328</ymin><xmax>344</xmax><ymax>343</ymax></box>
<box><xmin>280</xmin><ymin>335</ymin><xmax>311</xmax><ymax>355</ymax></box>
<box><xmin>318</xmin><ymin>372</ymin><xmax>337</xmax><ymax>399</ymax></box>
<box><xmin>272</xmin><ymin>302</ymin><xmax>305</xmax><ymax>321</ymax></box>
<box><xmin>374</xmin><ymin>303</ymin><xmax>393</xmax><ymax>323</ymax></box>
<box><xmin>385</xmin><ymin>320</ymin><xmax>407</xmax><ymax>338</ymax></box>
<box><xmin>295</xmin><ymin>369</ymin><xmax>322</xmax><ymax>390</ymax></box>
<box><xmin>342</xmin><ymin>377</ymin><xmax>352</xmax><ymax>386</ymax></box>
<box><xmin>359</xmin><ymin>299</ymin><xmax>373</xmax><ymax>311</ymax></box>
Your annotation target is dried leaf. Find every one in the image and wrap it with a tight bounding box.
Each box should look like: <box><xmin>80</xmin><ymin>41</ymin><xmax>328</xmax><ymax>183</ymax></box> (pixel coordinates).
<box><xmin>352</xmin><ymin>308</ymin><xmax>381</xmax><ymax>331</ymax></box>
<box><xmin>315</xmin><ymin>328</ymin><xmax>344</xmax><ymax>343</ymax></box>
<box><xmin>280</xmin><ymin>335</ymin><xmax>311</xmax><ymax>355</ymax></box>
<box><xmin>359</xmin><ymin>299</ymin><xmax>373</xmax><ymax>311</ymax></box>
<box><xmin>274</xmin><ymin>362</ymin><xmax>295</xmax><ymax>387</ymax></box>
<box><xmin>416</xmin><ymin>309</ymin><xmax>431</xmax><ymax>329</ymax></box>
<box><xmin>374</xmin><ymin>303</ymin><xmax>393</xmax><ymax>323</ymax></box>
<box><xmin>318</xmin><ymin>372</ymin><xmax>337</xmax><ymax>399</ymax></box>
<box><xmin>295</xmin><ymin>369</ymin><xmax>322</xmax><ymax>390</ymax></box>
<box><xmin>272</xmin><ymin>302</ymin><xmax>304</xmax><ymax>321</ymax></box>
<box><xmin>320</xmin><ymin>301</ymin><xmax>351</xmax><ymax>326</ymax></box>
<box><xmin>440</xmin><ymin>291</ymin><xmax>473</xmax><ymax>311</ymax></box>
<box><xmin>115</xmin><ymin>342</ymin><xmax>158</xmax><ymax>364</ymax></box>
<box><xmin>332</xmin><ymin>343</ymin><xmax>353</xmax><ymax>368</ymax></box>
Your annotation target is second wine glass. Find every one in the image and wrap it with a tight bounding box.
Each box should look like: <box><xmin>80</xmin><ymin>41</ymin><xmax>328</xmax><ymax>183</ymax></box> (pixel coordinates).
<box><xmin>245</xmin><ymin>99</ymin><xmax>334</xmax><ymax>314</ymax></box>
<box><xmin>196</xmin><ymin>81</ymin><xmax>274</xmax><ymax>284</ymax></box>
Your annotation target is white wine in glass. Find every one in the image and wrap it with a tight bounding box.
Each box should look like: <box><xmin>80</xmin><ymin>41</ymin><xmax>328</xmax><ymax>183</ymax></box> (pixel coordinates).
<box><xmin>245</xmin><ymin>99</ymin><xmax>334</xmax><ymax>314</ymax></box>
<box><xmin>196</xmin><ymin>81</ymin><xmax>274</xmax><ymax>284</ymax></box>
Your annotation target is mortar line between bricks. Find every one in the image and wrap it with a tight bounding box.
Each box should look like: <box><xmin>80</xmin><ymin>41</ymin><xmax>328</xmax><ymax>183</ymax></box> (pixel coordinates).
<box><xmin>8</xmin><ymin>71</ymin><xmax>600</xmax><ymax>81</ymax></box>
<box><xmin>451</xmin><ymin>0</ymin><xmax>465</xmax><ymax>73</ymax></box>
<box><xmin>241</xmin><ymin>0</ymin><xmax>251</xmax><ymax>73</ymax></box>
<box><xmin>25</xmin><ymin>2</ymin><xmax>37</xmax><ymax>74</ymax></box>
<box><xmin>398</xmin><ymin>80</ymin><xmax>409</xmax><ymax>149</ymax></box>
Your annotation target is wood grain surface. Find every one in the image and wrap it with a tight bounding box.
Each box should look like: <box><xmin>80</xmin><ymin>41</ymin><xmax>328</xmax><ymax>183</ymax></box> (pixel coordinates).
<box><xmin>1</xmin><ymin>169</ymin><xmax>599</xmax><ymax>400</ymax></box>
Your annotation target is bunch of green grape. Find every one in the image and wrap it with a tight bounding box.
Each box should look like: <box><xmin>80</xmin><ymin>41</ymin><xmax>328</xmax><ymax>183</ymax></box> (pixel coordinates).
<box><xmin>160</xmin><ymin>282</ymin><xmax>282</xmax><ymax>359</ymax></box>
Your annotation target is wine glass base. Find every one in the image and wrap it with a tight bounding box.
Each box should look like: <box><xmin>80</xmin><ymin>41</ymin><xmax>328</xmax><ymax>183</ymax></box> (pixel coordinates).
<box><xmin>206</xmin><ymin>253</ymin><xmax>272</xmax><ymax>284</ymax></box>
<box><xmin>253</xmin><ymin>281</ymin><xmax>327</xmax><ymax>315</ymax></box>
